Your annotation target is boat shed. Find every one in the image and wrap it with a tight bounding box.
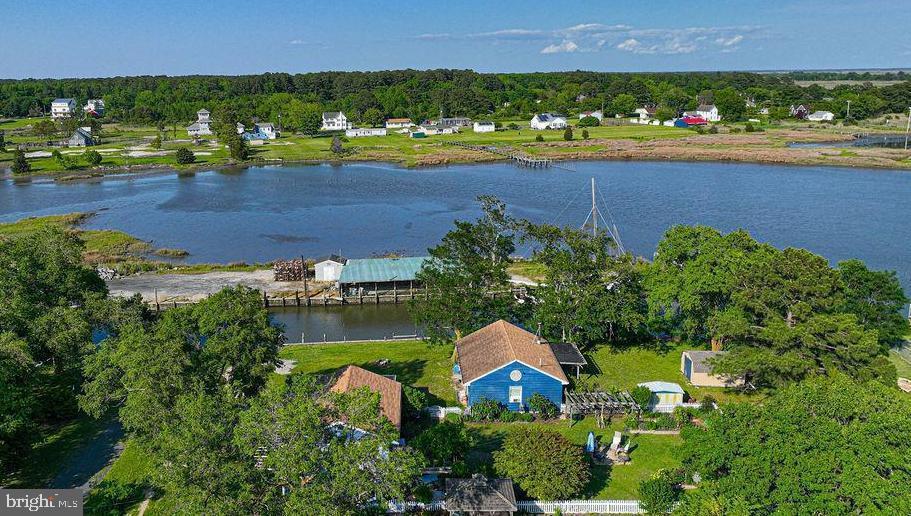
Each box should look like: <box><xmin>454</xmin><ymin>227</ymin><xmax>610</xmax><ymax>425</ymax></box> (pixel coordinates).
<box><xmin>338</xmin><ymin>256</ymin><xmax>430</xmax><ymax>294</ymax></box>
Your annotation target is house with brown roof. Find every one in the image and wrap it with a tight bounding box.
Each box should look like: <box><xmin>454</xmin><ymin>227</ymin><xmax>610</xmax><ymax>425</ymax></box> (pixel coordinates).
<box><xmin>454</xmin><ymin>320</ymin><xmax>568</xmax><ymax>412</ymax></box>
<box><xmin>330</xmin><ymin>365</ymin><xmax>402</xmax><ymax>432</ymax></box>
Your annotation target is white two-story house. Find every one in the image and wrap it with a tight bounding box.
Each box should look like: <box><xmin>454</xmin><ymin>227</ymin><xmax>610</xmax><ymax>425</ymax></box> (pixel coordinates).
<box><xmin>51</xmin><ymin>98</ymin><xmax>76</xmax><ymax>119</ymax></box>
<box><xmin>187</xmin><ymin>109</ymin><xmax>213</xmax><ymax>136</ymax></box>
<box><xmin>696</xmin><ymin>104</ymin><xmax>721</xmax><ymax>122</ymax></box>
<box><xmin>321</xmin><ymin>112</ymin><xmax>352</xmax><ymax>131</ymax></box>
<box><xmin>530</xmin><ymin>113</ymin><xmax>567</xmax><ymax>130</ymax></box>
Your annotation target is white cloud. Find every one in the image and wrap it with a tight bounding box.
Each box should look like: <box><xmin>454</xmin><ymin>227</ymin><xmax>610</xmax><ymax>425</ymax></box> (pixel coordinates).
<box><xmin>715</xmin><ymin>35</ymin><xmax>744</xmax><ymax>47</ymax></box>
<box><xmin>412</xmin><ymin>23</ymin><xmax>762</xmax><ymax>56</ymax></box>
<box><xmin>541</xmin><ymin>40</ymin><xmax>579</xmax><ymax>54</ymax></box>
<box><xmin>289</xmin><ymin>39</ymin><xmax>305</xmax><ymax>45</ymax></box>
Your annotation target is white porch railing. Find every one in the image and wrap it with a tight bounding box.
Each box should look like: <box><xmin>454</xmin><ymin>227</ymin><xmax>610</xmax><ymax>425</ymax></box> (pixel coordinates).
<box><xmin>517</xmin><ymin>499</ymin><xmax>643</xmax><ymax>514</ymax></box>
<box><xmin>651</xmin><ymin>402</ymin><xmax>701</xmax><ymax>413</ymax></box>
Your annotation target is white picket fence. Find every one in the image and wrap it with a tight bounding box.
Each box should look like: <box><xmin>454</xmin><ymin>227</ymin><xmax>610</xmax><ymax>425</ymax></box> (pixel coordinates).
<box><xmin>651</xmin><ymin>402</ymin><xmax>701</xmax><ymax>413</ymax></box>
<box><xmin>518</xmin><ymin>500</ymin><xmax>643</xmax><ymax>514</ymax></box>
<box><xmin>388</xmin><ymin>499</ymin><xmax>642</xmax><ymax>514</ymax></box>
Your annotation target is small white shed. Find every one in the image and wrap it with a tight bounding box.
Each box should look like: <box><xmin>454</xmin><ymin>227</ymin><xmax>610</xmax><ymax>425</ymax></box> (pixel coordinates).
<box><xmin>314</xmin><ymin>255</ymin><xmax>347</xmax><ymax>282</ymax></box>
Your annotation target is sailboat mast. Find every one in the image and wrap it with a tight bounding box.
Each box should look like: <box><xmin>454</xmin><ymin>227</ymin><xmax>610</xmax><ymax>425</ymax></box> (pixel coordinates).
<box><xmin>591</xmin><ymin>177</ymin><xmax>597</xmax><ymax>237</ymax></box>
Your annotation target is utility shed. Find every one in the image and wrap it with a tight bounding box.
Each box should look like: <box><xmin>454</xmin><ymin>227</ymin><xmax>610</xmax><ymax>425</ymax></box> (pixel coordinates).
<box><xmin>638</xmin><ymin>381</ymin><xmax>685</xmax><ymax>410</ymax></box>
<box><xmin>338</xmin><ymin>256</ymin><xmax>429</xmax><ymax>292</ymax></box>
<box><xmin>681</xmin><ymin>350</ymin><xmax>743</xmax><ymax>387</ymax></box>
<box><xmin>444</xmin><ymin>474</ymin><xmax>517</xmax><ymax>515</ymax></box>
<box><xmin>314</xmin><ymin>254</ymin><xmax>347</xmax><ymax>282</ymax></box>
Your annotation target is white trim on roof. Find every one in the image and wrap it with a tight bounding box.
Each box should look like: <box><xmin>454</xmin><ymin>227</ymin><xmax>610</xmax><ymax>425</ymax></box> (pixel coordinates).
<box><xmin>462</xmin><ymin>359</ymin><xmax>569</xmax><ymax>387</ymax></box>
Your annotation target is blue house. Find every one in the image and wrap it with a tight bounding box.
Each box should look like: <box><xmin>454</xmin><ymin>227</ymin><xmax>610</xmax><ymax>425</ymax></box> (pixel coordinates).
<box><xmin>455</xmin><ymin>320</ymin><xmax>569</xmax><ymax>412</ymax></box>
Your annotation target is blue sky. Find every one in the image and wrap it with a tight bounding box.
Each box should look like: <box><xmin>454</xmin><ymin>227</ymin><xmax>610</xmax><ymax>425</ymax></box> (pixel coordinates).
<box><xmin>2</xmin><ymin>0</ymin><xmax>909</xmax><ymax>78</ymax></box>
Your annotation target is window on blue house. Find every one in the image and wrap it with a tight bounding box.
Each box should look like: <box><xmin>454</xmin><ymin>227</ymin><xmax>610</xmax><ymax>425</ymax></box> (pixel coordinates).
<box><xmin>508</xmin><ymin>386</ymin><xmax>522</xmax><ymax>403</ymax></box>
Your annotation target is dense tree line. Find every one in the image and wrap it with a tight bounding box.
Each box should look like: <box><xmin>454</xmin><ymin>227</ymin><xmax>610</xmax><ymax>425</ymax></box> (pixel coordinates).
<box><xmin>414</xmin><ymin>198</ymin><xmax>908</xmax><ymax>390</ymax></box>
<box><xmin>2</xmin><ymin>70</ymin><xmax>909</xmax><ymax>126</ymax></box>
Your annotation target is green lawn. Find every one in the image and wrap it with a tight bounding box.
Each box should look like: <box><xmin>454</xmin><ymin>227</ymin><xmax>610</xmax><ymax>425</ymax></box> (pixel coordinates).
<box><xmin>890</xmin><ymin>348</ymin><xmax>911</xmax><ymax>379</ymax></box>
<box><xmin>466</xmin><ymin>417</ymin><xmax>681</xmax><ymax>499</ymax></box>
<box><xmin>278</xmin><ymin>340</ymin><xmax>457</xmax><ymax>405</ymax></box>
<box><xmin>1</xmin><ymin>415</ymin><xmax>112</xmax><ymax>488</ymax></box>
<box><xmin>577</xmin><ymin>343</ymin><xmax>754</xmax><ymax>404</ymax></box>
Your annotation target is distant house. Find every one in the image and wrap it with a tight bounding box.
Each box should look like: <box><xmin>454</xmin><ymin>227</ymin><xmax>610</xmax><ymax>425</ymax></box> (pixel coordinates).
<box><xmin>473</xmin><ymin>121</ymin><xmax>495</xmax><ymax>133</ymax></box>
<box><xmin>444</xmin><ymin>474</ymin><xmax>517</xmax><ymax>515</ymax></box>
<box><xmin>186</xmin><ymin>109</ymin><xmax>213</xmax><ymax>136</ymax></box>
<box><xmin>439</xmin><ymin>117</ymin><xmax>472</xmax><ymax>128</ymax></box>
<box><xmin>418</xmin><ymin>124</ymin><xmax>456</xmax><ymax>136</ymax></box>
<box><xmin>384</xmin><ymin>118</ymin><xmax>413</xmax><ymax>129</ymax></box>
<box><xmin>236</xmin><ymin>122</ymin><xmax>245</xmax><ymax>134</ymax></box>
<box><xmin>633</xmin><ymin>107</ymin><xmax>656</xmax><ymax>120</ymax></box>
<box><xmin>83</xmin><ymin>99</ymin><xmax>104</xmax><ymax>117</ymax></box>
<box><xmin>330</xmin><ymin>365</ymin><xmax>402</xmax><ymax>432</ymax></box>
<box><xmin>409</xmin><ymin>130</ymin><xmax>427</xmax><ymax>139</ymax></box>
<box><xmin>807</xmin><ymin>110</ymin><xmax>835</xmax><ymax>122</ymax></box>
<box><xmin>345</xmin><ymin>127</ymin><xmax>387</xmax><ymax>137</ymax></box>
<box><xmin>455</xmin><ymin>320</ymin><xmax>568</xmax><ymax>412</ymax></box>
<box><xmin>314</xmin><ymin>255</ymin><xmax>347</xmax><ymax>282</ymax></box>
<box><xmin>638</xmin><ymin>381</ymin><xmax>685</xmax><ymax>411</ymax></box>
<box><xmin>681</xmin><ymin>350</ymin><xmax>743</xmax><ymax>387</ymax></box>
<box><xmin>696</xmin><ymin>104</ymin><xmax>721</xmax><ymax>122</ymax></box>
<box><xmin>530</xmin><ymin>113</ymin><xmax>567</xmax><ymax>130</ymax></box>
<box><xmin>51</xmin><ymin>98</ymin><xmax>76</xmax><ymax>119</ymax></box>
<box><xmin>580</xmin><ymin>110</ymin><xmax>604</xmax><ymax>121</ymax></box>
<box><xmin>68</xmin><ymin>128</ymin><xmax>94</xmax><ymax>147</ymax></box>
<box><xmin>321</xmin><ymin>112</ymin><xmax>352</xmax><ymax>131</ymax></box>
<box><xmin>254</xmin><ymin>122</ymin><xmax>278</xmax><ymax>139</ymax></box>
<box><xmin>790</xmin><ymin>104</ymin><xmax>811</xmax><ymax>119</ymax></box>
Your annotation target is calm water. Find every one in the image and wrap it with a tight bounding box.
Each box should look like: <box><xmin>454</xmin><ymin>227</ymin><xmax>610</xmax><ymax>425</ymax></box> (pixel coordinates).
<box><xmin>3</xmin><ymin>161</ymin><xmax>910</xmax><ymax>338</ymax></box>
<box><xmin>269</xmin><ymin>304</ymin><xmax>420</xmax><ymax>343</ymax></box>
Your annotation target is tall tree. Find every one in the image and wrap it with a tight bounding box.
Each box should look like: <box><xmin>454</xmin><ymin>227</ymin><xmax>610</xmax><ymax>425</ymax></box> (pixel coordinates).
<box><xmin>410</xmin><ymin>196</ymin><xmax>521</xmax><ymax>342</ymax></box>
<box><xmin>525</xmin><ymin>224</ymin><xmax>646</xmax><ymax>348</ymax></box>
<box><xmin>493</xmin><ymin>428</ymin><xmax>590</xmax><ymax>500</ymax></box>
<box><xmin>680</xmin><ymin>374</ymin><xmax>911</xmax><ymax>514</ymax></box>
<box><xmin>837</xmin><ymin>259</ymin><xmax>908</xmax><ymax>346</ymax></box>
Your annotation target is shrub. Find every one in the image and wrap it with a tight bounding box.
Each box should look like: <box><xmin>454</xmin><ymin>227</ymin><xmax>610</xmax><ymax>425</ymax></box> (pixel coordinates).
<box><xmin>731</xmin><ymin>127</ymin><xmax>742</xmax><ymax>133</ymax></box>
<box><xmin>624</xmin><ymin>414</ymin><xmax>640</xmax><ymax>430</ymax></box>
<box><xmin>499</xmin><ymin>411</ymin><xmax>519</xmax><ymax>422</ymax></box>
<box><xmin>494</xmin><ymin>428</ymin><xmax>590</xmax><ymax>499</ymax></box>
<box><xmin>11</xmin><ymin>149</ymin><xmax>30</xmax><ymax>174</ymax></box>
<box><xmin>563</xmin><ymin>126</ymin><xmax>573</xmax><ymax>141</ymax></box>
<box><xmin>577</xmin><ymin>115</ymin><xmax>600</xmax><ymax>127</ymax></box>
<box><xmin>84</xmin><ymin>149</ymin><xmax>103</xmax><ymax>166</ymax></box>
<box><xmin>508</xmin><ymin>123</ymin><xmax>520</xmax><ymax>130</ymax></box>
<box><xmin>694</xmin><ymin>126</ymin><xmax>706</xmax><ymax>134</ymax></box>
<box><xmin>535</xmin><ymin>134</ymin><xmax>544</xmax><ymax>142</ymax></box>
<box><xmin>673</xmin><ymin>406</ymin><xmax>694</xmax><ymax>428</ymax></box>
<box><xmin>52</xmin><ymin>149</ymin><xmax>78</xmax><ymax>170</ymax></box>
<box><xmin>655</xmin><ymin>414</ymin><xmax>676</xmax><ymax>429</ymax></box>
<box><xmin>700</xmin><ymin>395</ymin><xmax>716</xmax><ymax>413</ymax></box>
<box><xmin>517</xmin><ymin>412</ymin><xmax>535</xmax><ymax>422</ymax></box>
<box><xmin>468</xmin><ymin>398</ymin><xmax>504</xmax><ymax>421</ymax></box>
<box><xmin>330</xmin><ymin>135</ymin><xmax>344</xmax><ymax>154</ymax></box>
<box><xmin>412</xmin><ymin>419</ymin><xmax>472</xmax><ymax>467</ymax></box>
<box><xmin>581</xmin><ymin>129</ymin><xmax>589</xmax><ymax>140</ymax></box>
<box><xmin>528</xmin><ymin>393</ymin><xmax>558</xmax><ymax>419</ymax></box>
<box><xmin>639</xmin><ymin>470</ymin><xmax>682</xmax><ymax>514</ymax></box>
<box><xmin>744</xmin><ymin>122</ymin><xmax>755</xmax><ymax>132</ymax></box>
<box><xmin>708</xmin><ymin>125</ymin><xmax>719</xmax><ymax>134</ymax></box>
<box><xmin>175</xmin><ymin>147</ymin><xmax>195</xmax><ymax>164</ymax></box>
<box><xmin>631</xmin><ymin>385</ymin><xmax>652</xmax><ymax>409</ymax></box>
<box><xmin>403</xmin><ymin>385</ymin><xmax>428</xmax><ymax>417</ymax></box>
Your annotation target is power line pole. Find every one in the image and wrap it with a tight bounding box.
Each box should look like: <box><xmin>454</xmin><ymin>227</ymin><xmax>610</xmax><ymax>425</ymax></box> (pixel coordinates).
<box><xmin>591</xmin><ymin>177</ymin><xmax>597</xmax><ymax>237</ymax></box>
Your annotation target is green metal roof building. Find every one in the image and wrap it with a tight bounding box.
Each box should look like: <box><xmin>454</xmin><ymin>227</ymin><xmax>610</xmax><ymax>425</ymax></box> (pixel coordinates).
<box><xmin>338</xmin><ymin>256</ymin><xmax>430</xmax><ymax>285</ymax></box>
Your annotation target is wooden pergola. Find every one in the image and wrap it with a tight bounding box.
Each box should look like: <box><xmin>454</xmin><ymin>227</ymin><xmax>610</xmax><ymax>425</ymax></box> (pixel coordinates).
<box><xmin>564</xmin><ymin>390</ymin><xmax>640</xmax><ymax>427</ymax></box>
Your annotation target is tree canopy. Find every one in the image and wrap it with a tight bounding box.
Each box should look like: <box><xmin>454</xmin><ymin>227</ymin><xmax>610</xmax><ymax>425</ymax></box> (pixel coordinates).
<box><xmin>493</xmin><ymin>427</ymin><xmax>590</xmax><ymax>500</ymax></box>
<box><xmin>679</xmin><ymin>374</ymin><xmax>911</xmax><ymax>514</ymax></box>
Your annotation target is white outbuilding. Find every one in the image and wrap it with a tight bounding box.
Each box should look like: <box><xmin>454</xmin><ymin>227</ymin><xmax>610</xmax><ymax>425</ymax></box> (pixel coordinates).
<box><xmin>473</xmin><ymin>121</ymin><xmax>495</xmax><ymax>133</ymax></box>
<box><xmin>530</xmin><ymin>113</ymin><xmax>567</xmax><ymax>130</ymax></box>
<box><xmin>314</xmin><ymin>255</ymin><xmax>348</xmax><ymax>282</ymax></box>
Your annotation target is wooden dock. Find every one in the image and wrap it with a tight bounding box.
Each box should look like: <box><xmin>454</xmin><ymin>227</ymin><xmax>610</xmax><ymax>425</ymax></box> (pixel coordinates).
<box><xmin>447</xmin><ymin>141</ymin><xmax>552</xmax><ymax>168</ymax></box>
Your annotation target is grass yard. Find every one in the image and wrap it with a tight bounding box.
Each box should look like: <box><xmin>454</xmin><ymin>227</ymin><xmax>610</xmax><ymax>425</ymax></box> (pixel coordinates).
<box><xmin>466</xmin><ymin>417</ymin><xmax>682</xmax><ymax>499</ymax></box>
<box><xmin>576</xmin><ymin>343</ymin><xmax>754</xmax><ymax>404</ymax></box>
<box><xmin>1</xmin><ymin>415</ymin><xmax>111</xmax><ymax>488</ymax></box>
<box><xmin>278</xmin><ymin>340</ymin><xmax>457</xmax><ymax>405</ymax></box>
<box><xmin>890</xmin><ymin>347</ymin><xmax>911</xmax><ymax>379</ymax></box>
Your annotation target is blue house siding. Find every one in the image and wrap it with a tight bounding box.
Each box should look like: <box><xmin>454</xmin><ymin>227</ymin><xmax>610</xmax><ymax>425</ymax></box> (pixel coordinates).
<box><xmin>466</xmin><ymin>361</ymin><xmax>564</xmax><ymax>412</ymax></box>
